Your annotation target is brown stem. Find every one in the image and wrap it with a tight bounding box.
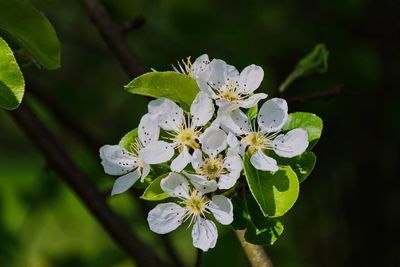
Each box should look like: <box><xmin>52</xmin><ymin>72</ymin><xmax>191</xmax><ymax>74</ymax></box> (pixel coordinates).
<box><xmin>235</xmin><ymin>230</ymin><xmax>274</xmax><ymax>267</ymax></box>
<box><xmin>9</xmin><ymin>102</ymin><xmax>168</xmax><ymax>267</ymax></box>
<box><xmin>81</xmin><ymin>0</ymin><xmax>145</xmax><ymax>78</ymax></box>
<box><xmin>120</xmin><ymin>16</ymin><xmax>146</xmax><ymax>34</ymax></box>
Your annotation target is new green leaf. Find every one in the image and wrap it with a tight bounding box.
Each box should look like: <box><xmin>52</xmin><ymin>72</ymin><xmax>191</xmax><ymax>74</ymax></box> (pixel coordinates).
<box><xmin>282</xmin><ymin>112</ymin><xmax>323</xmax><ymax>149</ymax></box>
<box><xmin>0</xmin><ymin>0</ymin><xmax>61</xmax><ymax>69</ymax></box>
<box><xmin>279</xmin><ymin>43</ymin><xmax>329</xmax><ymax>92</ymax></box>
<box><xmin>124</xmin><ymin>72</ymin><xmax>199</xmax><ymax>110</ymax></box>
<box><xmin>119</xmin><ymin>128</ymin><xmax>138</xmax><ymax>150</ymax></box>
<box><xmin>0</xmin><ymin>37</ymin><xmax>24</xmax><ymax>110</ymax></box>
<box><xmin>243</xmin><ymin>155</ymin><xmax>299</xmax><ymax>217</ymax></box>
<box><xmin>141</xmin><ymin>174</ymin><xmax>169</xmax><ymax>201</ymax></box>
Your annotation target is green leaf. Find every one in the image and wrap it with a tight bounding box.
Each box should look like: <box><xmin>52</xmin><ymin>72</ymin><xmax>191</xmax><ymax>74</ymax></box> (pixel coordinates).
<box><xmin>243</xmin><ymin>155</ymin><xmax>299</xmax><ymax>217</ymax></box>
<box><xmin>118</xmin><ymin>128</ymin><xmax>138</xmax><ymax>150</ymax></box>
<box><xmin>282</xmin><ymin>112</ymin><xmax>323</xmax><ymax>149</ymax></box>
<box><xmin>246</xmin><ymin>105</ymin><xmax>258</xmax><ymax>121</ymax></box>
<box><xmin>140</xmin><ymin>173</ymin><xmax>170</xmax><ymax>201</ymax></box>
<box><xmin>0</xmin><ymin>37</ymin><xmax>24</xmax><ymax>110</ymax></box>
<box><xmin>0</xmin><ymin>0</ymin><xmax>61</xmax><ymax>69</ymax></box>
<box><xmin>124</xmin><ymin>72</ymin><xmax>199</xmax><ymax>110</ymax></box>
<box><xmin>231</xmin><ymin>193</ymin><xmax>250</xmax><ymax>230</ymax></box>
<box><xmin>244</xmin><ymin>194</ymin><xmax>284</xmax><ymax>245</ymax></box>
<box><xmin>245</xmin><ymin>220</ymin><xmax>284</xmax><ymax>246</ymax></box>
<box><xmin>276</xmin><ymin>151</ymin><xmax>316</xmax><ymax>183</ymax></box>
<box><xmin>279</xmin><ymin>43</ymin><xmax>329</xmax><ymax>92</ymax></box>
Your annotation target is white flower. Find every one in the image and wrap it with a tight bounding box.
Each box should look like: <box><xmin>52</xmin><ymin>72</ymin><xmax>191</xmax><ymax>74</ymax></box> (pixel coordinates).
<box><xmin>185</xmin><ymin>127</ymin><xmax>242</xmax><ymax>190</ymax></box>
<box><xmin>197</xmin><ymin>58</ymin><xmax>267</xmax><ymax>112</ymax></box>
<box><xmin>99</xmin><ymin>114</ymin><xmax>159</xmax><ymax>195</ymax></box>
<box><xmin>173</xmin><ymin>54</ymin><xmax>211</xmax><ymax>80</ymax></box>
<box><xmin>147</xmin><ymin>172</ymin><xmax>233</xmax><ymax>252</ymax></box>
<box><xmin>140</xmin><ymin>91</ymin><xmax>215</xmax><ymax>172</ymax></box>
<box><xmin>227</xmin><ymin>98</ymin><xmax>309</xmax><ymax>171</ymax></box>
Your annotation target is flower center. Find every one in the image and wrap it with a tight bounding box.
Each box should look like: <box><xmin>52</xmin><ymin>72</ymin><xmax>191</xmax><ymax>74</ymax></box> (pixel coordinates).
<box><xmin>175</xmin><ymin>127</ymin><xmax>200</xmax><ymax>151</ymax></box>
<box><xmin>219</xmin><ymin>81</ymin><xmax>241</xmax><ymax>103</ymax></box>
<box><xmin>197</xmin><ymin>156</ymin><xmax>227</xmax><ymax>180</ymax></box>
<box><xmin>185</xmin><ymin>190</ymin><xmax>209</xmax><ymax>217</ymax></box>
<box><xmin>241</xmin><ymin>132</ymin><xmax>268</xmax><ymax>155</ymax></box>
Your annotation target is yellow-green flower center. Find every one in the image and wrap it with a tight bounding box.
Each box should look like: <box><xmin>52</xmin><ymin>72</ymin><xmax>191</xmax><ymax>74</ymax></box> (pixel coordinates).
<box><xmin>241</xmin><ymin>132</ymin><xmax>268</xmax><ymax>155</ymax></box>
<box><xmin>196</xmin><ymin>156</ymin><xmax>227</xmax><ymax>180</ymax></box>
<box><xmin>184</xmin><ymin>191</ymin><xmax>209</xmax><ymax>217</ymax></box>
<box><xmin>175</xmin><ymin>127</ymin><xmax>200</xmax><ymax>151</ymax></box>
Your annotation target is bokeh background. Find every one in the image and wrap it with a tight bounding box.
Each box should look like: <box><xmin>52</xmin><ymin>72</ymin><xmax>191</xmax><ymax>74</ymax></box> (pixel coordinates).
<box><xmin>1</xmin><ymin>0</ymin><xmax>400</xmax><ymax>266</ymax></box>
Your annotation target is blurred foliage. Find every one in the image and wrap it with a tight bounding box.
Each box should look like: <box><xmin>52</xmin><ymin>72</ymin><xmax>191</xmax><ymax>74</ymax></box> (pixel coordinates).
<box><xmin>1</xmin><ymin>0</ymin><xmax>400</xmax><ymax>267</ymax></box>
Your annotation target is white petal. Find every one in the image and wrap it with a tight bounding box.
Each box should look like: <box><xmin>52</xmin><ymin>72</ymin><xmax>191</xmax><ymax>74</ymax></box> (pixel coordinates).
<box><xmin>191</xmin><ymin>149</ymin><xmax>204</xmax><ymax>171</ymax></box>
<box><xmin>148</xmin><ymin>98</ymin><xmax>184</xmax><ymax>131</ymax></box>
<box><xmin>138</xmin><ymin>113</ymin><xmax>160</xmax><ymax>146</ymax></box>
<box><xmin>238</xmin><ymin>93</ymin><xmax>268</xmax><ymax>109</ymax></box>
<box><xmin>171</xmin><ymin>146</ymin><xmax>192</xmax><ymax>172</ymax></box>
<box><xmin>191</xmin><ymin>92</ymin><xmax>215</xmax><ymax>127</ymax></box>
<box><xmin>191</xmin><ymin>54</ymin><xmax>210</xmax><ymax>79</ymax></box>
<box><xmin>227</xmin><ymin>132</ymin><xmax>246</xmax><ymax>156</ymax></box>
<box><xmin>196</xmin><ymin>79</ymin><xmax>217</xmax><ymax>99</ymax></box>
<box><xmin>199</xmin><ymin>127</ymin><xmax>227</xmax><ymax>157</ymax></box>
<box><xmin>140</xmin><ymin>163</ymin><xmax>150</xmax><ymax>182</ymax></box>
<box><xmin>184</xmin><ymin>172</ymin><xmax>218</xmax><ymax>194</ymax></box>
<box><xmin>208</xmin><ymin>59</ymin><xmax>229</xmax><ymax>86</ymax></box>
<box><xmin>207</xmin><ymin>195</ymin><xmax>233</xmax><ymax>225</ymax></box>
<box><xmin>160</xmin><ymin>172</ymin><xmax>190</xmax><ymax>199</ymax></box>
<box><xmin>111</xmin><ymin>168</ymin><xmax>141</xmax><ymax>195</ymax></box>
<box><xmin>238</xmin><ymin>64</ymin><xmax>264</xmax><ymax>93</ymax></box>
<box><xmin>192</xmin><ymin>217</ymin><xmax>218</xmax><ymax>252</ymax></box>
<box><xmin>218</xmin><ymin>154</ymin><xmax>242</xmax><ymax>189</ymax></box>
<box><xmin>147</xmin><ymin>203</ymin><xmax>186</xmax><ymax>234</ymax></box>
<box><xmin>258</xmin><ymin>98</ymin><xmax>288</xmax><ymax>132</ymax></box>
<box><xmin>100</xmin><ymin>145</ymin><xmax>137</xmax><ymax>175</ymax></box>
<box><xmin>250</xmin><ymin>150</ymin><xmax>278</xmax><ymax>172</ymax></box>
<box><xmin>273</xmin><ymin>128</ymin><xmax>309</xmax><ymax>158</ymax></box>
<box><xmin>139</xmin><ymin>141</ymin><xmax>174</xmax><ymax>164</ymax></box>
<box><xmin>229</xmin><ymin>109</ymin><xmax>251</xmax><ymax>133</ymax></box>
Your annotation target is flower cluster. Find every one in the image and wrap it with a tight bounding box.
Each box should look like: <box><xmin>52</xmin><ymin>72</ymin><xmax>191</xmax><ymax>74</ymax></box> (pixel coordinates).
<box><xmin>100</xmin><ymin>54</ymin><xmax>309</xmax><ymax>251</ymax></box>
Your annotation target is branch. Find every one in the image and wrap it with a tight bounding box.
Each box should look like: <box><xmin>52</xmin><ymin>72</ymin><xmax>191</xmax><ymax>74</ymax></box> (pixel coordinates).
<box><xmin>287</xmin><ymin>84</ymin><xmax>345</xmax><ymax>104</ymax></box>
<box><xmin>9</xmin><ymin>101</ymin><xmax>168</xmax><ymax>267</ymax></box>
<box><xmin>235</xmin><ymin>230</ymin><xmax>274</xmax><ymax>267</ymax></box>
<box><xmin>120</xmin><ymin>16</ymin><xmax>146</xmax><ymax>34</ymax></box>
<box><xmin>81</xmin><ymin>0</ymin><xmax>145</xmax><ymax>78</ymax></box>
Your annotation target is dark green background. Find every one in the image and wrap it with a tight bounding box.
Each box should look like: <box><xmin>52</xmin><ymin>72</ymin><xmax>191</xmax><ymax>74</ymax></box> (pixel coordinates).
<box><xmin>1</xmin><ymin>0</ymin><xmax>399</xmax><ymax>266</ymax></box>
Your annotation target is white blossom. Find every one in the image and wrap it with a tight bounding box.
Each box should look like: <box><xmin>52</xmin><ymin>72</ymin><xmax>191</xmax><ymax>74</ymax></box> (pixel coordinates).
<box><xmin>147</xmin><ymin>172</ymin><xmax>233</xmax><ymax>251</ymax></box>
<box><xmin>197</xmin><ymin>58</ymin><xmax>267</xmax><ymax>112</ymax></box>
<box><xmin>173</xmin><ymin>54</ymin><xmax>211</xmax><ymax>81</ymax></box>
<box><xmin>140</xmin><ymin>92</ymin><xmax>215</xmax><ymax>172</ymax></box>
<box><xmin>185</xmin><ymin>127</ymin><xmax>242</xmax><ymax>190</ymax></box>
<box><xmin>227</xmin><ymin>98</ymin><xmax>309</xmax><ymax>171</ymax></box>
<box><xmin>99</xmin><ymin>114</ymin><xmax>159</xmax><ymax>195</ymax></box>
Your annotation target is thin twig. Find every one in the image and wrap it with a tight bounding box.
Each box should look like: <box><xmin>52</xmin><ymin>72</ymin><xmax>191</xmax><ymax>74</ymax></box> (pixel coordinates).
<box><xmin>235</xmin><ymin>230</ymin><xmax>274</xmax><ymax>267</ymax></box>
<box><xmin>28</xmin><ymin>86</ymin><xmax>102</xmax><ymax>151</ymax></box>
<box><xmin>81</xmin><ymin>0</ymin><xmax>145</xmax><ymax>78</ymax></box>
<box><xmin>287</xmin><ymin>84</ymin><xmax>345</xmax><ymax>104</ymax></box>
<box><xmin>9</xmin><ymin>102</ymin><xmax>168</xmax><ymax>267</ymax></box>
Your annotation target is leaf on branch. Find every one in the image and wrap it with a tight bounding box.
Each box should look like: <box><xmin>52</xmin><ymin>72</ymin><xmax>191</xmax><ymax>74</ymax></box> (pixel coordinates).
<box><xmin>0</xmin><ymin>37</ymin><xmax>25</xmax><ymax>110</ymax></box>
<box><xmin>0</xmin><ymin>0</ymin><xmax>61</xmax><ymax>69</ymax></box>
<box><xmin>282</xmin><ymin>112</ymin><xmax>323</xmax><ymax>149</ymax></box>
<box><xmin>243</xmin><ymin>155</ymin><xmax>299</xmax><ymax>217</ymax></box>
<box><xmin>244</xmin><ymin>194</ymin><xmax>284</xmax><ymax>245</ymax></box>
<box><xmin>124</xmin><ymin>72</ymin><xmax>199</xmax><ymax>110</ymax></box>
